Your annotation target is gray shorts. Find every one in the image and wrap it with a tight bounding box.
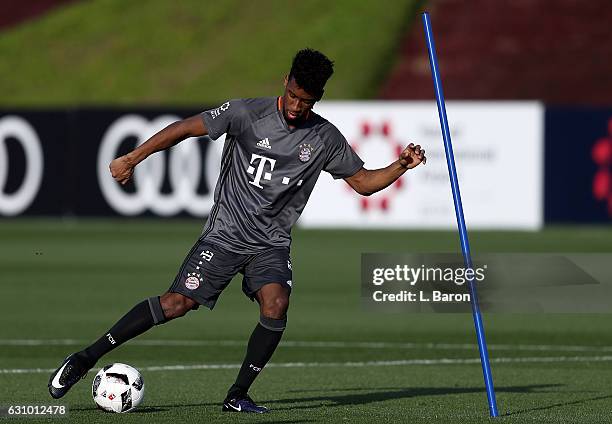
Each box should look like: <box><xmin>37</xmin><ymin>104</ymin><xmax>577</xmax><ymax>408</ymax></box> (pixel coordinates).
<box><xmin>168</xmin><ymin>239</ymin><xmax>293</xmax><ymax>309</ymax></box>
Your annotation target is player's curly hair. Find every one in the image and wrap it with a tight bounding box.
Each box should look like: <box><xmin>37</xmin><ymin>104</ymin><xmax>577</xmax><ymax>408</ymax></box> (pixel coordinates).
<box><xmin>288</xmin><ymin>48</ymin><xmax>334</xmax><ymax>99</ymax></box>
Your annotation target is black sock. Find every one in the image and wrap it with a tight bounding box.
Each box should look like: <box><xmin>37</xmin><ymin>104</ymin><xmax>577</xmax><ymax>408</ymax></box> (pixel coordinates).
<box><xmin>228</xmin><ymin>322</ymin><xmax>284</xmax><ymax>399</ymax></box>
<box><xmin>82</xmin><ymin>298</ymin><xmax>165</xmax><ymax>366</ymax></box>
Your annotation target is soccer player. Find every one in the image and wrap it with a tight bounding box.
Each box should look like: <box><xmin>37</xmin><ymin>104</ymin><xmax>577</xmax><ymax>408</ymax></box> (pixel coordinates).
<box><xmin>48</xmin><ymin>48</ymin><xmax>426</xmax><ymax>413</ymax></box>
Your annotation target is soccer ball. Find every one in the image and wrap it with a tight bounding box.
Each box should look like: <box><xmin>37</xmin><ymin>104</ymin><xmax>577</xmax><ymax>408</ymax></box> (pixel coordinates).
<box><xmin>92</xmin><ymin>363</ymin><xmax>145</xmax><ymax>413</ymax></box>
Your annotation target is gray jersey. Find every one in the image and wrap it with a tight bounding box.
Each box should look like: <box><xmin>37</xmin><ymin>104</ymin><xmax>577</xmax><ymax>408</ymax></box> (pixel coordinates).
<box><xmin>200</xmin><ymin>97</ymin><xmax>363</xmax><ymax>253</ymax></box>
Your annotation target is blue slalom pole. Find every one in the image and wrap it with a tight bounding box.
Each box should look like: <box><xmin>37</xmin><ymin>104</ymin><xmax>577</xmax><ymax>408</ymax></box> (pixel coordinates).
<box><xmin>421</xmin><ymin>11</ymin><xmax>499</xmax><ymax>417</ymax></box>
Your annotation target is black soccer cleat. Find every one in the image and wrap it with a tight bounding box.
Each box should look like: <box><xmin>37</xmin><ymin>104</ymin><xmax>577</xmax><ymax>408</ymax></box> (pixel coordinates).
<box><xmin>222</xmin><ymin>394</ymin><xmax>269</xmax><ymax>414</ymax></box>
<box><xmin>48</xmin><ymin>352</ymin><xmax>92</xmax><ymax>399</ymax></box>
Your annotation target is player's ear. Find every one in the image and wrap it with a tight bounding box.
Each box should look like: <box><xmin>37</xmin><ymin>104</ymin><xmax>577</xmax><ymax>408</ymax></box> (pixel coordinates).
<box><xmin>283</xmin><ymin>75</ymin><xmax>288</xmax><ymax>88</ymax></box>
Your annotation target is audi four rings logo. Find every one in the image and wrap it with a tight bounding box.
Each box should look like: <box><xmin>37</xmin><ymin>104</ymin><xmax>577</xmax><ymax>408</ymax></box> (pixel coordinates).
<box><xmin>97</xmin><ymin>115</ymin><xmax>224</xmax><ymax>216</ymax></box>
<box><xmin>0</xmin><ymin>116</ymin><xmax>44</xmax><ymax>216</ymax></box>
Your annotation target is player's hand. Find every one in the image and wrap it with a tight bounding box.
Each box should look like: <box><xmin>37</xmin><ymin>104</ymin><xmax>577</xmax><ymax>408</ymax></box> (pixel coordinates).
<box><xmin>109</xmin><ymin>155</ymin><xmax>135</xmax><ymax>185</ymax></box>
<box><xmin>399</xmin><ymin>143</ymin><xmax>426</xmax><ymax>169</ymax></box>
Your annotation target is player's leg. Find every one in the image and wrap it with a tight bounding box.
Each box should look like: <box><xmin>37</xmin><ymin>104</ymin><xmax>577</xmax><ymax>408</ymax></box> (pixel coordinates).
<box><xmin>223</xmin><ymin>248</ymin><xmax>293</xmax><ymax>413</ymax></box>
<box><xmin>79</xmin><ymin>241</ymin><xmax>240</xmax><ymax>368</ymax></box>
<box><xmin>223</xmin><ymin>283</ymin><xmax>289</xmax><ymax>413</ymax></box>
<box><xmin>81</xmin><ymin>293</ymin><xmax>197</xmax><ymax>365</ymax></box>
<box><xmin>48</xmin><ymin>239</ymin><xmax>238</xmax><ymax>399</ymax></box>
<box><xmin>48</xmin><ymin>293</ymin><xmax>197</xmax><ymax>399</ymax></box>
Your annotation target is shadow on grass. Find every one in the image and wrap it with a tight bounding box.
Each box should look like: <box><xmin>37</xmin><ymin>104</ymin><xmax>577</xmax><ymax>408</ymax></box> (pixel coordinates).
<box><xmin>72</xmin><ymin>404</ymin><xmax>314</xmax><ymax>422</ymax></box>
<box><xmin>138</xmin><ymin>384</ymin><xmax>559</xmax><ymax>412</ymax></box>
<box><xmin>263</xmin><ymin>384</ymin><xmax>562</xmax><ymax>411</ymax></box>
<box><xmin>131</xmin><ymin>407</ymin><xmax>169</xmax><ymax>413</ymax></box>
<box><xmin>503</xmin><ymin>394</ymin><xmax>612</xmax><ymax>416</ymax></box>
<box><xmin>78</xmin><ymin>384</ymin><xmax>607</xmax><ymax>417</ymax></box>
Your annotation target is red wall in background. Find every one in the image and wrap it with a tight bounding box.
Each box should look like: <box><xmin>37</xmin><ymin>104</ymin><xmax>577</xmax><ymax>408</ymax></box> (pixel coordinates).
<box><xmin>0</xmin><ymin>0</ymin><xmax>78</xmax><ymax>30</ymax></box>
<box><xmin>380</xmin><ymin>0</ymin><xmax>612</xmax><ymax>105</ymax></box>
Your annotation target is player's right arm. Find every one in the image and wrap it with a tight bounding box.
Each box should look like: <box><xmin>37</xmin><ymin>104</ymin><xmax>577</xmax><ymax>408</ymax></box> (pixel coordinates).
<box><xmin>109</xmin><ymin>115</ymin><xmax>207</xmax><ymax>185</ymax></box>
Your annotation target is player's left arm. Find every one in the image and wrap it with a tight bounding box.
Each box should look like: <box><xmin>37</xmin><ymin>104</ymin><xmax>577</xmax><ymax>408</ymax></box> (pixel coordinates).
<box><xmin>345</xmin><ymin>143</ymin><xmax>426</xmax><ymax>196</ymax></box>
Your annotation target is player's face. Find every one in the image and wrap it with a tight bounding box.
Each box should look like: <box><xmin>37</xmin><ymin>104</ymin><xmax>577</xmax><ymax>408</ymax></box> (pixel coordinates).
<box><xmin>282</xmin><ymin>76</ymin><xmax>318</xmax><ymax>124</ymax></box>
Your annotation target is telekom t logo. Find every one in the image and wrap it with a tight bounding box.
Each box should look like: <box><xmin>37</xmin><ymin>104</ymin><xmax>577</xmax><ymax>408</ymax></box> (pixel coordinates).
<box><xmin>247</xmin><ymin>153</ymin><xmax>276</xmax><ymax>188</ymax></box>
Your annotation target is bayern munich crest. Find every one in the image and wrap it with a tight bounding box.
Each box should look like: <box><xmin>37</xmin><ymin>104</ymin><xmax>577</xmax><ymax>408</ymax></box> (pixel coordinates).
<box><xmin>185</xmin><ymin>272</ymin><xmax>203</xmax><ymax>290</ymax></box>
<box><xmin>298</xmin><ymin>143</ymin><xmax>313</xmax><ymax>162</ymax></box>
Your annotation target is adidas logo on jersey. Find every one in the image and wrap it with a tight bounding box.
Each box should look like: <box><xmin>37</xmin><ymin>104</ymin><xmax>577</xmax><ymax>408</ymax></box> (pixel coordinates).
<box><xmin>256</xmin><ymin>138</ymin><xmax>272</xmax><ymax>150</ymax></box>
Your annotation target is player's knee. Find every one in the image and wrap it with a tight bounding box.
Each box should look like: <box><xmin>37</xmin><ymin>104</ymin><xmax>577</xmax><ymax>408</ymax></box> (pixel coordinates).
<box><xmin>160</xmin><ymin>293</ymin><xmax>197</xmax><ymax>319</ymax></box>
<box><xmin>261</xmin><ymin>296</ymin><xmax>289</xmax><ymax>319</ymax></box>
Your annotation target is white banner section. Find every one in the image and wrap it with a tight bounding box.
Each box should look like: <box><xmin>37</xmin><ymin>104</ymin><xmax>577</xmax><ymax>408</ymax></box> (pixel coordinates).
<box><xmin>299</xmin><ymin>101</ymin><xmax>543</xmax><ymax>230</ymax></box>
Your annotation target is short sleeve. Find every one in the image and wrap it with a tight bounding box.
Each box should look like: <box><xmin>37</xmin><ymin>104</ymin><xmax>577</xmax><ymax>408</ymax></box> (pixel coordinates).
<box><xmin>323</xmin><ymin>125</ymin><xmax>364</xmax><ymax>179</ymax></box>
<box><xmin>201</xmin><ymin>99</ymin><xmax>249</xmax><ymax>140</ymax></box>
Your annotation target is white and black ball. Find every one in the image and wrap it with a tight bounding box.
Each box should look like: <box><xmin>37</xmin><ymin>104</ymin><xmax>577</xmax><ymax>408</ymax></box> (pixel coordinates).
<box><xmin>92</xmin><ymin>363</ymin><xmax>145</xmax><ymax>413</ymax></box>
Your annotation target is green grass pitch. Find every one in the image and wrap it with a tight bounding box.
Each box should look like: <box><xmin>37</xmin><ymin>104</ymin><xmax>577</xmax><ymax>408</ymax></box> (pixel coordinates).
<box><xmin>1</xmin><ymin>219</ymin><xmax>612</xmax><ymax>423</ymax></box>
<box><xmin>0</xmin><ymin>0</ymin><xmax>417</xmax><ymax>106</ymax></box>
